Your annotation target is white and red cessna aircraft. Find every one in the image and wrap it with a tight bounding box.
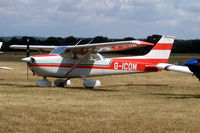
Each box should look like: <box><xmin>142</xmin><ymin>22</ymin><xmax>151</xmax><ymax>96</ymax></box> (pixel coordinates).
<box><xmin>10</xmin><ymin>35</ymin><xmax>175</xmax><ymax>88</ymax></box>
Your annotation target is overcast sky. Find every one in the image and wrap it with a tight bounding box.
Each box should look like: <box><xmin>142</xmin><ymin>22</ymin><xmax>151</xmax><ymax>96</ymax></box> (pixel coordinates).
<box><xmin>0</xmin><ymin>0</ymin><xmax>200</xmax><ymax>39</ymax></box>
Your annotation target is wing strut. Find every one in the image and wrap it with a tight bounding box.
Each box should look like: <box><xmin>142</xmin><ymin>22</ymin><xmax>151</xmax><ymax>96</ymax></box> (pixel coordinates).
<box><xmin>64</xmin><ymin>51</ymin><xmax>92</xmax><ymax>77</ymax></box>
<box><xmin>75</xmin><ymin>39</ymin><xmax>82</xmax><ymax>46</ymax></box>
<box><xmin>87</xmin><ymin>39</ymin><xmax>93</xmax><ymax>45</ymax></box>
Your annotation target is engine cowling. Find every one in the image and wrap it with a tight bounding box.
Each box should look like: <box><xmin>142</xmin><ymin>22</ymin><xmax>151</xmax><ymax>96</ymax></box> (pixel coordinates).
<box><xmin>184</xmin><ymin>58</ymin><xmax>200</xmax><ymax>81</ymax></box>
<box><xmin>83</xmin><ymin>79</ymin><xmax>101</xmax><ymax>88</ymax></box>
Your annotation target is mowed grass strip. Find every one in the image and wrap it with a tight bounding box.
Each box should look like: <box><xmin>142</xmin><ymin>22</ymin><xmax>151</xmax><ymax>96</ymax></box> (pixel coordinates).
<box><xmin>0</xmin><ymin>54</ymin><xmax>200</xmax><ymax>132</ymax></box>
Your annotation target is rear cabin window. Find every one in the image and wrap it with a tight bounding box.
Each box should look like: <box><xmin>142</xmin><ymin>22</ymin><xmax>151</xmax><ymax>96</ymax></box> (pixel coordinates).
<box><xmin>90</xmin><ymin>54</ymin><xmax>101</xmax><ymax>61</ymax></box>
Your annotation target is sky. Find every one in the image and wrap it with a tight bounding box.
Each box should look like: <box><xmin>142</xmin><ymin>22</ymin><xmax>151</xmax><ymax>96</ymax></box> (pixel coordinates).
<box><xmin>0</xmin><ymin>0</ymin><xmax>200</xmax><ymax>39</ymax></box>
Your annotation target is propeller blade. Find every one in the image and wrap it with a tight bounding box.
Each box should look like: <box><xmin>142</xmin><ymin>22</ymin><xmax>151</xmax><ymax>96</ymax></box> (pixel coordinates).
<box><xmin>27</xmin><ymin>38</ymin><xmax>30</xmax><ymax>57</ymax></box>
<box><xmin>26</xmin><ymin>38</ymin><xmax>30</xmax><ymax>80</ymax></box>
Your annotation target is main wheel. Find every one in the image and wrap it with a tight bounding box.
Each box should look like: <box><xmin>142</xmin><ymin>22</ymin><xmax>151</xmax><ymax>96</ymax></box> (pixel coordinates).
<box><xmin>83</xmin><ymin>79</ymin><xmax>101</xmax><ymax>88</ymax></box>
<box><xmin>54</xmin><ymin>78</ymin><xmax>71</xmax><ymax>87</ymax></box>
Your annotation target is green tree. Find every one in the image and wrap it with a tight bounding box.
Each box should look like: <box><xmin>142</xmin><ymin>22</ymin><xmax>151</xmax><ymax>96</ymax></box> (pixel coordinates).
<box><xmin>0</xmin><ymin>37</ymin><xmax>3</xmax><ymax>42</ymax></box>
<box><xmin>45</xmin><ymin>37</ymin><xmax>58</xmax><ymax>45</ymax></box>
<box><xmin>56</xmin><ymin>37</ymin><xmax>65</xmax><ymax>45</ymax></box>
<box><xmin>9</xmin><ymin>37</ymin><xmax>20</xmax><ymax>44</ymax></box>
<box><xmin>122</xmin><ymin>37</ymin><xmax>135</xmax><ymax>41</ymax></box>
<box><xmin>21</xmin><ymin>36</ymin><xmax>36</xmax><ymax>45</ymax></box>
<box><xmin>147</xmin><ymin>34</ymin><xmax>162</xmax><ymax>44</ymax></box>
<box><xmin>93</xmin><ymin>36</ymin><xmax>109</xmax><ymax>43</ymax></box>
<box><xmin>65</xmin><ymin>36</ymin><xmax>77</xmax><ymax>45</ymax></box>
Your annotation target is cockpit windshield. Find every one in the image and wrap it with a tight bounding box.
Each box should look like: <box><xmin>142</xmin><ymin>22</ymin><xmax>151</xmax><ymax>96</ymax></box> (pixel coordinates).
<box><xmin>49</xmin><ymin>46</ymin><xmax>68</xmax><ymax>55</ymax></box>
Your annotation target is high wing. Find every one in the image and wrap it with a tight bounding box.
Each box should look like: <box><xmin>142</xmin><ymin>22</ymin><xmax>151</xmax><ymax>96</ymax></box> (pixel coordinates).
<box><xmin>10</xmin><ymin>45</ymin><xmax>56</xmax><ymax>51</ymax></box>
<box><xmin>10</xmin><ymin>40</ymin><xmax>154</xmax><ymax>53</ymax></box>
<box><xmin>156</xmin><ymin>63</ymin><xmax>193</xmax><ymax>74</ymax></box>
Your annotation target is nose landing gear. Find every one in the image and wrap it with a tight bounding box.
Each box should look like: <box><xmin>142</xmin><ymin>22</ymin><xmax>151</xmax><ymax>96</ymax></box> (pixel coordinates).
<box><xmin>36</xmin><ymin>77</ymin><xmax>52</xmax><ymax>87</ymax></box>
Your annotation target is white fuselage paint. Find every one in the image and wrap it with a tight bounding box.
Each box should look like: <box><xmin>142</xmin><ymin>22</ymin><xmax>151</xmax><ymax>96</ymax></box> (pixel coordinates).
<box><xmin>29</xmin><ymin>55</ymin><xmax>141</xmax><ymax>78</ymax></box>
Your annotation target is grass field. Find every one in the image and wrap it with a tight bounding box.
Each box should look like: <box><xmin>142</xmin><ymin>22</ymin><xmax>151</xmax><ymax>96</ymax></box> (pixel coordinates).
<box><xmin>0</xmin><ymin>53</ymin><xmax>200</xmax><ymax>133</ymax></box>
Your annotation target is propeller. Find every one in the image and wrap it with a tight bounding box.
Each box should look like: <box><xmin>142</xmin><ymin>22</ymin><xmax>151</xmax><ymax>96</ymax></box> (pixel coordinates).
<box><xmin>26</xmin><ymin>38</ymin><xmax>30</xmax><ymax>80</ymax></box>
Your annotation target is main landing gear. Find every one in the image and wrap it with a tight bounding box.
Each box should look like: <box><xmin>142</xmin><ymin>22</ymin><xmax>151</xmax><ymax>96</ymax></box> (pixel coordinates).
<box><xmin>82</xmin><ymin>76</ymin><xmax>101</xmax><ymax>88</ymax></box>
<box><xmin>36</xmin><ymin>77</ymin><xmax>100</xmax><ymax>88</ymax></box>
<box><xmin>54</xmin><ymin>78</ymin><xmax>71</xmax><ymax>87</ymax></box>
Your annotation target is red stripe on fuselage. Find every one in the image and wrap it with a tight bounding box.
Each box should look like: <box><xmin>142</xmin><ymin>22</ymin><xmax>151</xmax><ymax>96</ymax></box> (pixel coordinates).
<box><xmin>29</xmin><ymin>64</ymin><xmax>109</xmax><ymax>69</ymax></box>
<box><xmin>29</xmin><ymin>58</ymin><xmax>165</xmax><ymax>72</ymax></box>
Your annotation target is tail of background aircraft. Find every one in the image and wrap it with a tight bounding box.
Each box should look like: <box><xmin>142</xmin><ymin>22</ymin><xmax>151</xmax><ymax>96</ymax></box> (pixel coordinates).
<box><xmin>119</xmin><ymin>35</ymin><xmax>175</xmax><ymax>64</ymax></box>
<box><xmin>0</xmin><ymin>42</ymin><xmax>3</xmax><ymax>53</ymax></box>
<box><xmin>0</xmin><ymin>42</ymin><xmax>3</xmax><ymax>49</ymax></box>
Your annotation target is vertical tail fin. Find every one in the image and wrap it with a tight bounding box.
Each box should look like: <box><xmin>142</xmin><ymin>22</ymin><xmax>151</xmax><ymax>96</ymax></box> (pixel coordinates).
<box><xmin>142</xmin><ymin>35</ymin><xmax>175</xmax><ymax>63</ymax></box>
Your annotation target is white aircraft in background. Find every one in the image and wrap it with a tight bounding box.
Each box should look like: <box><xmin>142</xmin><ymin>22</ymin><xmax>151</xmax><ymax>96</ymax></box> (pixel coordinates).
<box><xmin>157</xmin><ymin>58</ymin><xmax>200</xmax><ymax>81</ymax></box>
<box><xmin>0</xmin><ymin>42</ymin><xmax>12</xmax><ymax>70</ymax></box>
<box><xmin>0</xmin><ymin>42</ymin><xmax>3</xmax><ymax>54</ymax></box>
<box><xmin>10</xmin><ymin>36</ymin><xmax>175</xmax><ymax>88</ymax></box>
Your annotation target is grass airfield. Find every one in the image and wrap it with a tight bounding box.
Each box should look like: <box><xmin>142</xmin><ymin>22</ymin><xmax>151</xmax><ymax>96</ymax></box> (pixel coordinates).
<box><xmin>0</xmin><ymin>53</ymin><xmax>200</xmax><ymax>133</ymax></box>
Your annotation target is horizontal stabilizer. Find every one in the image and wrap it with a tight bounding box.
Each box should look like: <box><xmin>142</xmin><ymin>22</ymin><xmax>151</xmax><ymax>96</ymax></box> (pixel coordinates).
<box><xmin>156</xmin><ymin>63</ymin><xmax>193</xmax><ymax>74</ymax></box>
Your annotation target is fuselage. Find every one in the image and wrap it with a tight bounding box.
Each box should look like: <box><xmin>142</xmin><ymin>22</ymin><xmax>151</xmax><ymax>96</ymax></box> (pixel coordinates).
<box><xmin>26</xmin><ymin>53</ymin><xmax>160</xmax><ymax>78</ymax></box>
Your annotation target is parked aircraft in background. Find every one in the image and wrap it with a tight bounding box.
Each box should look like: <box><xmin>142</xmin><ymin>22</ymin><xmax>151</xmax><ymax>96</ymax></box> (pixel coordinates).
<box><xmin>157</xmin><ymin>58</ymin><xmax>200</xmax><ymax>81</ymax></box>
<box><xmin>10</xmin><ymin>36</ymin><xmax>175</xmax><ymax>88</ymax></box>
<box><xmin>0</xmin><ymin>42</ymin><xmax>12</xmax><ymax>70</ymax></box>
<box><xmin>0</xmin><ymin>42</ymin><xmax>3</xmax><ymax>54</ymax></box>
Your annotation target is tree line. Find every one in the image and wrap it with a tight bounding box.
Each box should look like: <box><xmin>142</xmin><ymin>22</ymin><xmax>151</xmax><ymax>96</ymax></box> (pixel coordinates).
<box><xmin>0</xmin><ymin>35</ymin><xmax>200</xmax><ymax>53</ymax></box>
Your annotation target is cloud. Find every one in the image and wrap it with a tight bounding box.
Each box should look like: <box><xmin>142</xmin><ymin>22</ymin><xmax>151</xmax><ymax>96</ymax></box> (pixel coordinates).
<box><xmin>0</xmin><ymin>0</ymin><xmax>200</xmax><ymax>39</ymax></box>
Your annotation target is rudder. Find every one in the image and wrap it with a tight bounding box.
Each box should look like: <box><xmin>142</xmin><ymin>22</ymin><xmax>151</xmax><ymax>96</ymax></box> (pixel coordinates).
<box><xmin>143</xmin><ymin>35</ymin><xmax>175</xmax><ymax>63</ymax></box>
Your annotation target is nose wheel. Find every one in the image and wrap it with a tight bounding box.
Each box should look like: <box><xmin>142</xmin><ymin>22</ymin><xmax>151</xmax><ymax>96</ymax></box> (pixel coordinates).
<box><xmin>36</xmin><ymin>77</ymin><xmax>52</xmax><ymax>87</ymax></box>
